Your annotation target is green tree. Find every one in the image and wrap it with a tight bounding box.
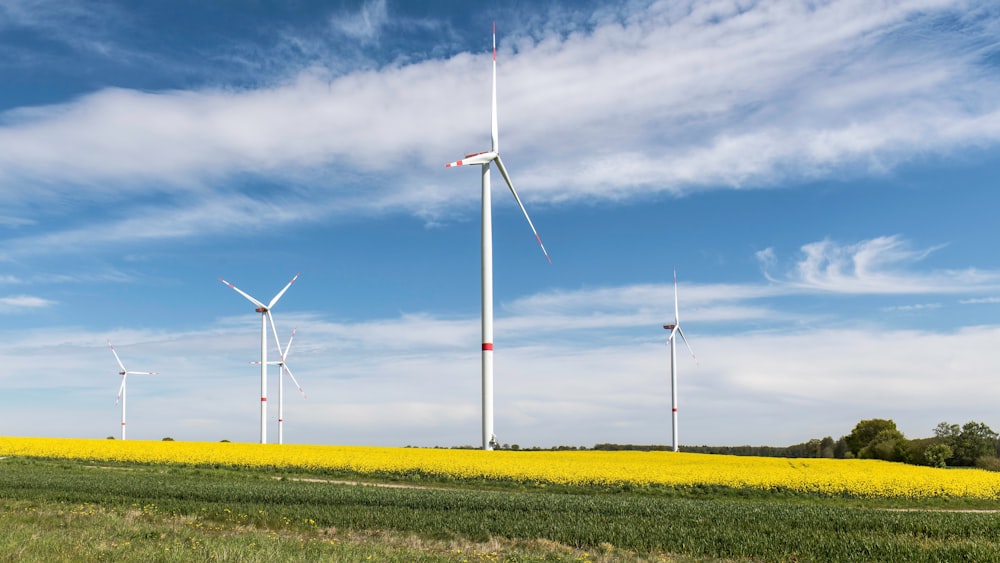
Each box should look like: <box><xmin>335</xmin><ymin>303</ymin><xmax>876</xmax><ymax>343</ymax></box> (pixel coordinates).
<box><xmin>935</xmin><ymin>421</ymin><xmax>999</xmax><ymax>466</ymax></box>
<box><xmin>924</xmin><ymin>443</ymin><xmax>952</xmax><ymax>468</ymax></box>
<box><xmin>833</xmin><ymin>437</ymin><xmax>851</xmax><ymax>459</ymax></box>
<box><xmin>819</xmin><ymin>436</ymin><xmax>836</xmax><ymax>458</ymax></box>
<box><xmin>858</xmin><ymin>428</ymin><xmax>908</xmax><ymax>462</ymax></box>
<box><xmin>845</xmin><ymin>419</ymin><xmax>898</xmax><ymax>456</ymax></box>
<box><xmin>933</xmin><ymin>422</ymin><xmax>960</xmax><ymax>443</ymax></box>
<box><xmin>956</xmin><ymin>422</ymin><xmax>998</xmax><ymax>466</ymax></box>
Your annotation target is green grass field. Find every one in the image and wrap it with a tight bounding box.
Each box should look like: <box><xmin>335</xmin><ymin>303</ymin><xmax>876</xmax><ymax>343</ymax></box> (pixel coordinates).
<box><xmin>2</xmin><ymin>456</ymin><xmax>999</xmax><ymax>562</ymax></box>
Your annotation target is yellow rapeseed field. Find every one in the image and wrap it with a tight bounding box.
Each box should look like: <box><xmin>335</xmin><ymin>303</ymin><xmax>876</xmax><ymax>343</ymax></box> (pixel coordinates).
<box><xmin>2</xmin><ymin>436</ymin><xmax>1000</xmax><ymax>499</ymax></box>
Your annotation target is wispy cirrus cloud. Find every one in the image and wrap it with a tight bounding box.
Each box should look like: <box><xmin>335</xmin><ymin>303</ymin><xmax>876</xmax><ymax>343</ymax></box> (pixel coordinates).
<box><xmin>0</xmin><ymin>0</ymin><xmax>128</xmax><ymax>59</ymax></box>
<box><xmin>329</xmin><ymin>0</ymin><xmax>389</xmax><ymax>44</ymax></box>
<box><xmin>881</xmin><ymin>303</ymin><xmax>942</xmax><ymax>312</ymax></box>
<box><xmin>960</xmin><ymin>297</ymin><xmax>1000</xmax><ymax>304</ymax></box>
<box><xmin>0</xmin><ymin>215</ymin><xmax>34</xmax><ymax>228</ymax></box>
<box><xmin>757</xmin><ymin>235</ymin><xmax>1000</xmax><ymax>295</ymax></box>
<box><xmin>0</xmin><ymin>294</ymin><xmax>55</xmax><ymax>312</ymax></box>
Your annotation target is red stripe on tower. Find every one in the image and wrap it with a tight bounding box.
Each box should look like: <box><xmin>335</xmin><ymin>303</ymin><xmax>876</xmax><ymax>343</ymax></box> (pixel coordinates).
<box><xmin>672</xmin><ymin>408</ymin><xmax>678</xmax><ymax>412</ymax></box>
<box><xmin>261</xmin><ymin>397</ymin><xmax>267</xmax><ymax>402</ymax></box>
<box><xmin>482</xmin><ymin>343</ymin><xmax>494</xmax><ymax>351</ymax></box>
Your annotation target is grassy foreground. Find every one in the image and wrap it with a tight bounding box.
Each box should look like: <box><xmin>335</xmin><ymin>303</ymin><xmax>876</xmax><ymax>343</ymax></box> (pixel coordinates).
<box><xmin>2</xmin><ymin>455</ymin><xmax>1000</xmax><ymax>562</ymax></box>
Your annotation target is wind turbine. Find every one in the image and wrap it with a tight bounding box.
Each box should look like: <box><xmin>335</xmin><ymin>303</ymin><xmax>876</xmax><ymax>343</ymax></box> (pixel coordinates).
<box><xmin>108</xmin><ymin>340</ymin><xmax>158</xmax><ymax>440</ymax></box>
<box><xmin>662</xmin><ymin>269</ymin><xmax>696</xmax><ymax>452</ymax></box>
<box><xmin>219</xmin><ymin>273</ymin><xmax>299</xmax><ymax>444</ymax></box>
<box><xmin>446</xmin><ymin>23</ymin><xmax>551</xmax><ymax>451</ymax></box>
<box><xmin>251</xmin><ymin>323</ymin><xmax>306</xmax><ymax>445</ymax></box>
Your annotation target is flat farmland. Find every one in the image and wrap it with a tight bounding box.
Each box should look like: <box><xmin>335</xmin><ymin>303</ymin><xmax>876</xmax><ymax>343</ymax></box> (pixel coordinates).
<box><xmin>2</xmin><ymin>437</ymin><xmax>999</xmax><ymax>561</ymax></box>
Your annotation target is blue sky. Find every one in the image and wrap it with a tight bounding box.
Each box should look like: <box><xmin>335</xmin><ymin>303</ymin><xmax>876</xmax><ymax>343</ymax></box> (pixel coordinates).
<box><xmin>2</xmin><ymin>0</ymin><xmax>1000</xmax><ymax>447</ymax></box>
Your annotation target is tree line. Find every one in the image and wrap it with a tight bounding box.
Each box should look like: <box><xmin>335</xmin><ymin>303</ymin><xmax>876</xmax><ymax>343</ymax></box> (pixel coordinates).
<box><xmin>838</xmin><ymin>418</ymin><xmax>1000</xmax><ymax>470</ymax></box>
<box><xmin>591</xmin><ymin>419</ymin><xmax>1000</xmax><ymax>471</ymax></box>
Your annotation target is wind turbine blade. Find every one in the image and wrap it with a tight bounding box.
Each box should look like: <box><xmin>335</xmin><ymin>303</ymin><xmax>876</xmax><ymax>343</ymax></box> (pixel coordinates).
<box><xmin>495</xmin><ymin>155</ymin><xmax>552</xmax><ymax>264</ymax></box>
<box><xmin>219</xmin><ymin>277</ymin><xmax>266</xmax><ymax>309</ymax></box>
<box><xmin>115</xmin><ymin>376</ymin><xmax>126</xmax><ymax>405</ymax></box>
<box><xmin>677</xmin><ymin>327</ymin><xmax>697</xmax><ymax>363</ymax></box>
<box><xmin>266</xmin><ymin>312</ymin><xmax>285</xmax><ymax>362</ymax></box>
<box><xmin>667</xmin><ymin>326</ymin><xmax>678</xmax><ymax>342</ymax></box>
<box><xmin>673</xmin><ymin>268</ymin><xmax>680</xmax><ymax>324</ymax></box>
<box><xmin>250</xmin><ymin>361</ymin><xmax>282</xmax><ymax>366</ymax></box>
<box><xmin>283</xmin><ymin>327</ymin><xmax>297</xmax><ymax>360</ymax></box>
<box><xmin>491</xmin><ymin>21</ymin><xmax>498</xmax><ymax>153</ymax></box>
<box><xmin>283</xmin><ymin>364</ymin><xmax>307</xmax><ymax>399</ymax></box>
<box><xmin>107</xmin><ymin>340</ymin><xmax>127</xmax><ymax>372</ymax></box>
<box><xmin>125</xmin><ymin>371</ymin><xmax>158</xmax><ymax>376</ymax></box>
<box><xmin>268</xmin><ymin>273</ymin><xmax>300</xmax><ymax>309</ymax></box>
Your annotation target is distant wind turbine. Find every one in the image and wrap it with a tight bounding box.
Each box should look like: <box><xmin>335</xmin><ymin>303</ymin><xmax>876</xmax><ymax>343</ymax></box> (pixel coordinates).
<box><xmin>446</xmin><ymin>23</ymin><xmax>551</xmax><ymax>451</ymax></box>
<box><xmin>108</xmin><ymin>339</ymin><xmax>158</xmax><ymax>441</ymax></box>
<box><xmin>251</xmin><ymin>322</ymin><xmax>306</xmax><ymax>445</ymax></box>
<box><xmin>662</xmin><ymin>269</ymin><xmax>696</xmax><ymax>452</ymax></box>
<box><xmin>219</xmin><ymin>273</ymin><xmax>299</xmax><ymax>444</ymax></box>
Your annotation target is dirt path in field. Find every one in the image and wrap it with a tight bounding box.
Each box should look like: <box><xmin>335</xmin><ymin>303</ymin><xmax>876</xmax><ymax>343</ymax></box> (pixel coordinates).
<box><xmin>273</xmin><ymin>476</ymin><xmax>452</xmax><ymax>491</ymax></box>
<box><xmin>879</xmin><ymin>507</ymin><xmax>1000</xmax><ymax>514</ymax></box>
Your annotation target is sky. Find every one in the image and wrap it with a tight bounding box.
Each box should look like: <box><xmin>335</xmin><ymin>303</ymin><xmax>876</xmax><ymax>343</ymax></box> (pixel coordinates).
<box><xmin>1</xmin><ymin>0</ymin><xmax>999</xmax><ymax>448</ymax></box>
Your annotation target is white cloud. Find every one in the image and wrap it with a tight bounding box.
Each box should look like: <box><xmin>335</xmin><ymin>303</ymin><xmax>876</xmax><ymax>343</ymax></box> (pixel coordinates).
<box><xmin>6</xmin><ymin>249</ymin><xmax>1000</xmax><ymax>446</ymax></box>
<box><xmin>3</xmin><ymin>297</ymin><xmax>999</xmax><ymax>446</ymax></box>
<box><xmin>0</xmin><ymin>0</ymin><xmax>127</xmax><ymax>59</ymax></box>
<box><xmin>960</xmin><ymin>297</ymin><xmax>1000</xmax><ymax>304</ymax></box>
<box><xmin>881</xmin><ymin>303</ymin><xmax>942</xmax><ymax>312</ymax></box>
<box><xmin>758</xmin><ymin>235</ymin><xmax>1000</xmax><ymax>294</ymax></box>
<box><xmin>497</xmin><ymin>282</ymin><xmax>798</xmax><ymax>338</ymax></box>
<box><xmin>0</xmin><ymin>215</ymin><xmax>33</xmax><ymax>228</ymax></box>
<box><xmin>329</xmin><ymin>0</ymin><xmax>389</xmax><ymax>43</ymax></box>
<box><xmin>0</xmin><ymin>194</ymin><xmax>338</xmax><ymax>259</ymax></box>
<box><xmin>0</xmin><ymin>294</ymin><xmax>55</xmax><ymax>311</ymax></box>
<box><xmin>0</xmin><ymin>1</ymin><xmax>998</xmax><ymax>253</ymax></box>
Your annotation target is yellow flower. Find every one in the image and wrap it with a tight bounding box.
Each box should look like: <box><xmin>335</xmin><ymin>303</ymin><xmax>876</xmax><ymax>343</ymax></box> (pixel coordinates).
<box><xmin>2</xmin><ymin>436</ymin><xmax>999</xmax><ymax>499</ymax></box>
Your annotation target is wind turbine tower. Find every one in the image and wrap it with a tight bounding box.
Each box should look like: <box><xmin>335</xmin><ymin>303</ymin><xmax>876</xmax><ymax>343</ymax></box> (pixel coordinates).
<box><xmin>108</xmin><ymin>340</ymin><xmax>158</xmax><ymax>440</ymax></box>
<box><xmin>446</xmin><ymin>23</ymin><xmax>551</xmax><ymax>450</ymax></box>
<box><xmin>252</xmin><ymin>323</ymin><xmax>307</xmax><ymax>445</ymax></box>
<box><xmin>662</xmin><ymin>269</ymin><xmax>696</xmax><ymax>452</ymax></box>
<box><xmin>219</xmin><ymin>273</ymin><xmax>299</xmax><ymax>444</ymax></box>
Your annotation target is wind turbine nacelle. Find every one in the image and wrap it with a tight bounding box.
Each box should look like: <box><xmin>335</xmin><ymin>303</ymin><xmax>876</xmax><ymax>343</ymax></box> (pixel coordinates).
<box><xmin>446</xmin><ymin>151</ymin><xmax>497</xmax><ymax>168</ymax></box>
<box><xmin>465</xmin><ymin>151</ymin><xmax>497</xmax><ymax>164</ymax></box>
<box><xmin>663</xmin><ymin>324</ymin><xmax>676</xmax><ymax>330</ymax></box>
<box><xmin>255</xmin><ymin>307</ymin><xmax>267</xmax><ymax>313</ymax></box>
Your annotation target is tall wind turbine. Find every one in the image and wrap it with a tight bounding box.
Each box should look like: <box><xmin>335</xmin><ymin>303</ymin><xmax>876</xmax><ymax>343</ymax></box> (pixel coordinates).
<box><xmin>446</xmin><ymin>23</ymin><xmax>551</xmax><ymax>450</ymax></box>
<box><xmin>662</xmin><ymin>269</ymin><xmax>696</xmax><ymax>452</ymax></box>
<box><xmin>108</xmin><ymin>340</ymin><xmax>158</xmax><ymax>440</ymax></box>
<box><xmin>252</xmin><ymin>322</ymin><xmax>306</xmax><ymax>445</ymax></box>
<box><xmin>219</xmin><ymin>273</ymin><xmax>299</xmax><ymax>444</ymax></box>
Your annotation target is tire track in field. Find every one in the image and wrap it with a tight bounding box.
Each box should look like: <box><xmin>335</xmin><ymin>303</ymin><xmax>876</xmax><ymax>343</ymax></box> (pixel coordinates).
<box><xmin>273</xmin><ymin>476</ymin><xmax>452</xmax><ymax>491</ymax></box>
<box><xmin>879</xmin><ymin>507</ymin><xmax>1000</xmax><ymax>514</ymax></box>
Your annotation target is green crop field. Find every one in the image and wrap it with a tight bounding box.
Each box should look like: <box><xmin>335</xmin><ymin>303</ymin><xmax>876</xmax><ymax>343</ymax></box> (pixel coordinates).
<box><xmin>2</xmin><ymin>456</ymin><xmax>1000</xmax><ymax>562</ymax></box>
